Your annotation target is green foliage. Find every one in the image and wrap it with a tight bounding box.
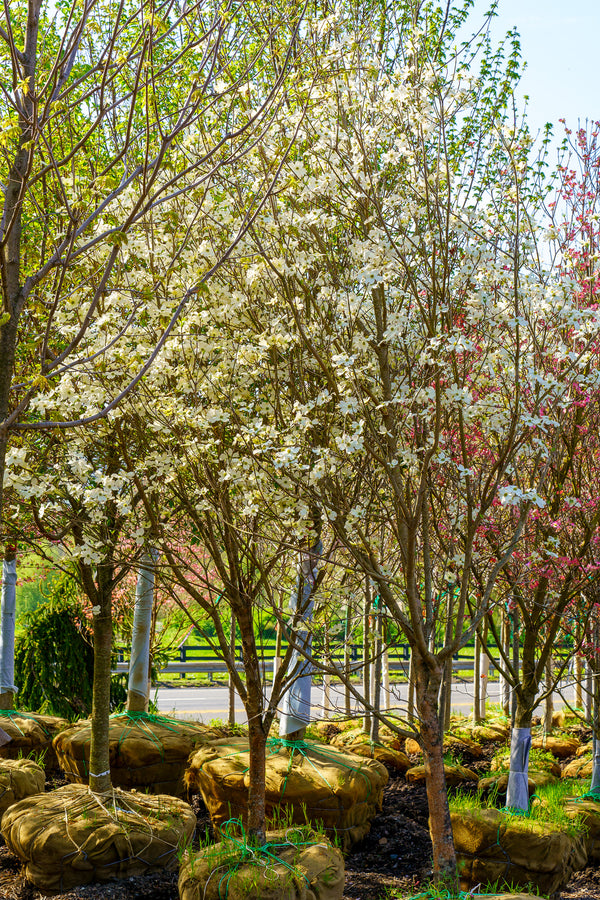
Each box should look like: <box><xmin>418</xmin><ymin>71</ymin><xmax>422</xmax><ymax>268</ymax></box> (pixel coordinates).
<box><xmin>15</xmin><ymin>555</ymin><xmax>60</xmax><ymax>619</ymax></box>
<box><xmin>14</xmin><ymin>571</ymin><xmax>126</xmax><ymax>720</ymax></box>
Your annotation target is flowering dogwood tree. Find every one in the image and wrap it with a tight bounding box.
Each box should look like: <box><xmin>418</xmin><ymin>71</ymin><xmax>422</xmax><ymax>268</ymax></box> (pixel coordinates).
<box><xmin>194</xmin><ymin>6</ymin><xmax>600</xmax><ymax>879</ymax></box>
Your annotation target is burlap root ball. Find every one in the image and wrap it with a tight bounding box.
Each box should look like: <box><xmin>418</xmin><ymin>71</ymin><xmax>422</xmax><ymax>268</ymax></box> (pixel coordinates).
<box><xmin>406</xmin><ymin>763</ymin><xmax>478</xmax><ymax>787</ymax></box>
<box><xmin>562</xmin><ymin>757</ymin><xmax>593</xmax><ymax>779</ymax></box>
<box><xmin>53</xmin><ymin>712</ymin><xmax>216</xmax><ymax>797</ymax></box>
<box><xmin>1</xmin><ymin>781</ymin><xmax>196</xmax><ymax>893</ymax></box>
<box><xmin>0</xmin><ymin>711</ymin><xmax>68</xmax><ymax>771</ymax></box>
<box><xmin>330</xmin><ymin>728</ymin><xmax>411</xmax><ymax>772</ymax></box>
<box><xmin>564</xmin><ymin>797</ymin><xmax>600</xmax><ymax>863</ymax></box>
<box><xmin>179</xmin><ymin>827</ymin><xmax>345</xmax><ymax>900</ymax></box>
<box><xmin>470</xmin><ymin>724</ymin><xmax>510</xmax><ymax>744</ymax></box>
<box><xmin>452</xmin><ymin>808</ymin><xmax>587</xmax><ymax>897</ymax></box>
<box><xmin>530</xmin><ymin>735</ymin><xmax>580</xmax><ymax>759</ymax></box>
<box><xmin>0</xmin><ymin>758</ymin><xmax>45</xmax><ymax>819</ymax></box>
<box><xmin>478</xmin><ymin>774</ymin><xmax>536</xmax><ymax>802</ymax></box>
<box><xmin>490</xmin><ymin>751</ymin><xmax>561</xmax><ymax>777</ymax></box>
<box><xmin>185</xmin><ymin>737</ymin><xmax>388</xmax><ymax>851</ymax></box>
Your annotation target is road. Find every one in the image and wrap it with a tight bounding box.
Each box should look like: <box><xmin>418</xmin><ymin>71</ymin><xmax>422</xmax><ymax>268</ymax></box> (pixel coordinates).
<box><xmin>155</xmin><ymin>677</ymin><xmax>578</xmax><ymax>724</ymax></box>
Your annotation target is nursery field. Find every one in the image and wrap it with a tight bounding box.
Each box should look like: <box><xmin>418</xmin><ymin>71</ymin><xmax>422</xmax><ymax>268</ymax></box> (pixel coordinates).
<box><xmin>0</xmin><ymin>711</ymin><xmax>599</xmax><ymax>900</ymax></box>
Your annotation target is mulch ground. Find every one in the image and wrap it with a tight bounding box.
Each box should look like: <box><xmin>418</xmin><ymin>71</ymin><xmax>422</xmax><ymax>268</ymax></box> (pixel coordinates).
<box><xmin>0</xmin><ymin>750</ymin><xmax>598</xmax><ymax>900</ymax></box>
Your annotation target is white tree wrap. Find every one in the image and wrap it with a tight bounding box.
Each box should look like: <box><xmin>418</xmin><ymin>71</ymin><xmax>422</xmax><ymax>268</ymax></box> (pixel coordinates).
<box><xmin>0</xmin><ymin>558</ymin><xmax>17</xmax><ymax>695</ymax></box>
<box><xmin>591</xmin><ymin>736</ymin><xmax>600</xmax><ymax>793</ymax></box>
<box><xmin>279</xmin><ymin>540</ymin><xmax>322</xmax><ymax>736</ymax></box>
<box><xmin>128</xmin><ymin>551</ymin><xmax>157</xmax><ymax>700</ymax></box>
<box><xmin>506</xmin><ymin>726</ymin><xmax>531</xmax><ymax>811</ymax></box>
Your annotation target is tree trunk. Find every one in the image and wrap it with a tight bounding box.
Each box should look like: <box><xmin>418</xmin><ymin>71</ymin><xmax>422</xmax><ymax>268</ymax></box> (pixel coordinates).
<box><xmin>127</xmin><ymin>551</ymin><xmax>155</xmax><ymax>713</ymax></box>
<box><xmin>89</xmin><ymin>591</ymin><xmax>113</xmax><ymax>794</ymax></box>
<box><xmin>236</xmin><ymin>600</ymin><xmax>267</xmax><ymax>844</ymax></box>
<box><xmin>0</xmin><ymin>545</ymin><xmax>17</xmax><ymax>710</ymax></box>
<box><xmin>407</xmin><ymin>650</ymin><xmax>415</xmax><ymax>723</ymax></box>
<box><xmin>586</xmin><ymin>659</ymin><xmax>593</xmax><ymax>723</ymax></box>
<box><xmin>439</xmin><ymin>588</ymin><xmax>454</xmax><ymax>731</ymax></box>
<box><xmin>322</xmin><ymin>622</ymin><xmax>331</xmax><ymax>719</ymax></box>
<box><xmin>370</xmin><ymin>604</ymin><xmax>382</xmax><ymax>743</ymax></box>
<box><xmin>575</xmin><ymin>652</ymin><xmax>583</xmax><ymax>710</ymax></box>
<box><xmin>344</xmin><ymin>599</ymin><xmax>352</xmax><ymax>717</ymax></box>
<box><xmin>510</xmin><ymin>606</ymin><xmax>520</xmax><ymax>727</ymax></box>
<box><xmin>501</xmin><ymin>609</ymin><xmax>511</xmax><ymax>716</ymax></box>
<box><xmin>543</xmin><ymin>656</ymin><xmax>553</xmax><ymax>737</ymax></box>
<box><xmin>473</xmin><ymin>633</ymin><xmax>481</xmax><ymax>724</ymax></box>
<box><xmin>383</xmin><ymin>641</ymin><xmax>390</xmax><ymax>711</ymax></box>
<box><xmin>591</xmin><ymin>655</ymin><xmax>600</xmax><ymax>793</ymax></box>
<box><xmin>363</xmin><ymin>577</ymin><xmax>371</xmax><ymax>735</ymax></box>
<box><xmin>414</xmin><ymin>652</ymin><xmax>457</xmax><ymax>883</ymax></box>
<box><xmin>229</xmin><ymin>609</ymin><xmax>236</xmax><ymax>726</ymax></box>
<box><xmin>279</xmin><ymin>538</ymin><xmax>321</xmax><ymax>739</ymax></box>
<box><xmin>506</xmin><ymin>684</ymin><xmax>536</xmax><ymax>811</ymax></box>
<box><xmin>479</xmin><ymin>620</ymin><xmax>489</xmax><ymax>721</ymax></box>
<box><xmin>246</xmin><ymin>715</ymin><xmax>267</xmax><ymax>844</ymax></box>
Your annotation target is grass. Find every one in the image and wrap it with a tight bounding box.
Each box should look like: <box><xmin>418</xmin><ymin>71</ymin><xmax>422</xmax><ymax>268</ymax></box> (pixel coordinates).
<box><xmin>449</xmin><ymin>776</ymin><xmax>589</xmax><ymax>838</ymax></box>
<box><xmin>490</xmin><ymin>746</ymin><xmax>558</xmax><ymax>774</ymax></box>
<box><xmin>388</xmin><ymin>881</ymin><xmax>549</xmax><ymax>899</ymax></box>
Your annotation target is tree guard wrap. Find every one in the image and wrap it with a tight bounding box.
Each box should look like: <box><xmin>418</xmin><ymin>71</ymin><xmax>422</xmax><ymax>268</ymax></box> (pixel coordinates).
<box><xmin>0</xmin><ymin>558</ymin><xmax>17</xmax><ymax>695</ymax></box>
<box><xmin>506</xmin><ymin>726</ymin><xmax>531</xmax><ymax>811</ymax></box>
<box><xmin>128</xmin><ymin>551</ymin><xmax>157</xmax><ymax>701</ymax></box>
<box><xmin>591</xmin><ymin>736</ymin><xmax>600</xmax><ymax>794</ymax></box>
<box><xmin>279</xmin><ymin>540</ymin><xmax>322</xmax><ymax>737</ymax></box>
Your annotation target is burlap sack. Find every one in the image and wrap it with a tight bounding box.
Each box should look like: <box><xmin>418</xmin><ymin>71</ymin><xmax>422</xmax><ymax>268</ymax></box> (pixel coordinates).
<box><xmin>531</xmin><ymin>735</ymin><xmax>580</xmax><ymax>759</ymax></box>
<box><xmin>406</xmin><ymin>764</ymin><xmax>478</xmax><ymax>787</ymax></box>
<box><xmin>490</xmin><ymin>751</ymin><xmax>561</xmax><ymax>777</ymax></box>
<box><xmin>564</xmin><ymin>797</ymin><xmax>600</xmax><ymax>863</ymax></box>
<box><xmin>179</xmin><ymin>827</ymin><xmax>344</xmax><ymax>900</ymax></box>
<box><xmin>53</xmin><ymin>712</ymin><xmax>215</xmax><ymax>797</ymax></box>
<box><xmin>452</xmin><ymin>808</ymin><xmax>588</xmax><ymax>896</ymax></box>
<box><xmin>0</xmin><ymin>758</ymin><xmax>45</xmax><ymax>818</ymax></box>
<box><xmin>478</xmin><ymin>774</ymin><xmax>536</xmax><ymax>802</ymax></box>
<box><xmin>330</xmin><ymin>728</ymin><xmax>410</xmax><ymax>772</ymax></box>
<box><xmin>470</xmin><ymin>724</ymin><xmax>509</xmax><ymax>743</ymax></box>
<box><xmin>562</xmin><ymin>757</ymin><xmax>593</xmax><ymax>779</ymax></box>
<box><xmin>405</xmin><ymin>738</ymin><xmax>422</xmax><ymax>755</ymax></box>
<box><xmin>0</xmin><ymin>712</ymin><xmax>67</xmax><ymax>770</ymax></box>
<box><xmin>1</xmin><ymin>781</ymin><xmax>196</xmax><ymax>892</ymax></box>
<box><xmin>185</xmin><ymin>737</ymin><xmax>388</xmax><ymax>851</ymax></box>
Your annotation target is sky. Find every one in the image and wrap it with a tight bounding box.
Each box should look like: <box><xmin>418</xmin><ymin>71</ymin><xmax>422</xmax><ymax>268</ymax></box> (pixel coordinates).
<box><xmin>479</xmin><ymin>0</ymin><xmax>598</xmax><ymax>148</ymax></box>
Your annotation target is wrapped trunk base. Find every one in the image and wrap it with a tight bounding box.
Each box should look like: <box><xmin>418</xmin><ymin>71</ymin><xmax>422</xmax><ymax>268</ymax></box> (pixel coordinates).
<box><xmin>185</xmin><ymin>737</ymin><xmax>388</xmax><ymax>851</ymax></box>
<box><xmin>0</xmin><ymin>758</ymin><xmax>45</xmax><ymax>819</ymax></box>
<box><xmin>1</xmin><ymin>782</ymin><xmax>196</xmax><ymax>893</ymax></box>
<box><xmin>0</xmin><ymin>711</ymin><xmax>68</xmax><ymax>771</ymax></box>
<box><xmin>179</xmin><ymin>826</ymin><xmax>344</xmax><ymax>900</ymax></box>
<box><xmin>452</xmin><ymin>808</ymin><xmax>587</xmax><ymax>898</ymax></box>
<box><xmin>53</xmin><ymin>712</ymin><xmax>215</xmax><ymax>797</ymax></box>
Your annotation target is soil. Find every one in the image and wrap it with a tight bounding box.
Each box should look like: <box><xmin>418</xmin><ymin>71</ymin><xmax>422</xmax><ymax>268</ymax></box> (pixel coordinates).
<box><xmin>0</xmin><ymin>751</ymin><xmax>598</xmax><ymax>900</ymax></box>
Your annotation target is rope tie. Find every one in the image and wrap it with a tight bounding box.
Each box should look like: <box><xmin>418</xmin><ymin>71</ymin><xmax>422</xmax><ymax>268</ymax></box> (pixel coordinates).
<box><xmin>0</xmin><ymin>709</ymin><xmax>51</xmax><ymax>737</ymax></box>
<box><xmin>212</xmin><ymin>818</ymin><xmax>325</xmax><ymax>898</ymax></box>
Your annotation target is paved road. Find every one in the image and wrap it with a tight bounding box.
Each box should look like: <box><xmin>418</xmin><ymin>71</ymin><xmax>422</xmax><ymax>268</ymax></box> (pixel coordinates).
<box><xmin>155</xmin><ymin>678</ymin><xmax>578</xmax><ymax>724</ymax></box>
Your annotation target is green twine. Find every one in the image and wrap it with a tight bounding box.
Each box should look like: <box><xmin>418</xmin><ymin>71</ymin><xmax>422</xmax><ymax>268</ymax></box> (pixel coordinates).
<box><xmin>498</xmin><ymin>805</ymin><xmax>530</xmax><ymax>817</ymax></box>
<box><xmin>573</xmin><ymin>788</ymin><xmax>600</xmax><ymax>803</ymax></box>
<box><xmin>266</xmin><ymin>737</ymin><xmax>372</xmax><ymax>799</ymax></box>
<box><xmin>214</xmin><ymin>818</ymin><xmax>316</xmax><ymax>899</ymax></box>
<box><xmin>108</xmin><ymin>711</ymin><xmax>205</xmax><ymax>760</ymax></box>
<box><xmin>0</xmin><ymin>709</ymin><xmax>51</xmax><ymax>738</ymax></box>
